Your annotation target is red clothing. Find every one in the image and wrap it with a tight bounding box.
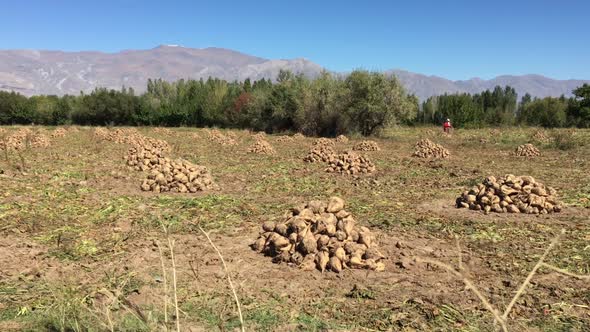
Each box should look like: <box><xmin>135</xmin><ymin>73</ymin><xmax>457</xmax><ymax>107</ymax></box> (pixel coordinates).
<box><xmin>443</xmin><ymin>121</ymin><xmax>452</xmax><ymax>128</ymax></box>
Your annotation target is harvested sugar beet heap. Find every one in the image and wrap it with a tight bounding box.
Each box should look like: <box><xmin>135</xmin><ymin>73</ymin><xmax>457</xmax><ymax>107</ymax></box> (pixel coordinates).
<box><xmin>532</xmin><ymin>130</ymin><xmax>553</xmax><ymax>143</ymax></box>
<box><xmin>141</xmin><ymin>159</ymin><xmax>218</xmax><ymax>193</ymax></box>
<box><xmin>514</xmin><ymin>143</ymin><xmax>540</xmax><ymax>157</ymax></box>
<box><xmin>276</xmin><ymin>135</ymin><xmax>294</xmax><ymax>142</ymax></box>
<box><xmin>30</xmin><ymin>133</ymin><xmax>50</xmax><ymax>148</ymax></box>
<box><xmin>412</xmin><ymin>139</ymin><xmax>449</xmax><ymax>159</ymax></box>
<box><xmin>251</xmin><ymin>197</ymin><xmax>385</xmax><ymax>273</ymax></box>
<box><xmin>124</xmin><ymin>144</ymin><xmax>168</xmax><ymax>171</ymax></box>
<box><xmin>1</xmin><ymin>128</ymin><xmax>49</xmax><ymax>150</ymax></box>
<box><xmin>293</xmin><ymin>133</ymin><xmax>305</xmax><ymax>139</ymax></box>
<box><xmin>353</xmin><ymin>140</ymin><xmax>380</xmax><ymax>151</ymax></box>
<box><xmin>51</xmin><ymin>128</ymin><xmax>67</xmax><ymax>138</ymax></box>
<box><xmin>456</xmin><ymin>174</ymin><xmax>562</xmax><ymax>214</ymax></box>
<box><xmin>312</xmin><ymin>137</ymin><xmax>335</xmax><ymax>148</ymax></box>
<box><xmin>303</xmin><ymin>144</ymin><xmax>336</xmax><ymax>163</ymax></box>
<box><xmin>207</xmin><ymin>129</ymin><xmax>237</xmax><ymax>146</ymax></box>
<box><xmin>119</xmin><ymin>131</ymin><xmax>216</xmax><ymax>193</ymax></box>
<box><xmin>325</xmin><ymin>151</ymin><xmax>375</xmax><ymax>175</ymax></box>
<box><xmin>335</xmin><ymin>135</ymin><xmax>349</xmax><ymax>143</ymax></box>
<box><xmin>248</xmin><ymin>139</ymin><xmax>275</xmax><ymax>155</ymax></box>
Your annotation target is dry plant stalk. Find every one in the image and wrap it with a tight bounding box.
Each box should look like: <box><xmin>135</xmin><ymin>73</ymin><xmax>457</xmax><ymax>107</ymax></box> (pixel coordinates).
<box><xmin>156</xmin><ymin>242</ymin><xmax>169</xmax><ymax>331</ymax></box>
<box><xmin>198</xmin><ymin>225</ymin><xmax>245</xmax><ymax>332</ymax></box>
<box><xmin>1</xmin><ymin>135</ymin><xmax>8</xmax><ymax>161</ymax></box>
<box><xmin>539</xmin><ymin>262</ymin><xmax>590</xmax><ymax>280</ymax></box>
<box><xmin>159</xmin><ymin>222</ymin><xmax>180</xmax><ymax>332</ymax></box>
<box><xmin>416</xmin><ymin>228</ymin><xmax>590</xmax><ymax>332</ymax></box>
<box><xmin>501</xmin><ymin>229</ymin><xmax>564</xmax><ymax>321</ymax></box>
<box><xmin>167</xmin><ymin>237</ymin><xmax>181</xmax><ymax>332</ymax></box>
<box><xmin>416</xmin><ymin>257</ymin><xmax>507</xmax><ymax>331</ymax></box>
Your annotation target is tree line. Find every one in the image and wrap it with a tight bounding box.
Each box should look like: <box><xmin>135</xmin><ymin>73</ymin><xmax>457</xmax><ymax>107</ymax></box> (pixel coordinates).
<box><xmin>417</xmin><ymin>84</ymin><xmax>590</xmax><ymax>128</ymax></box>
<box><xmin>1</xmin><ymin>70</ymin><xmax>589</xmax><ymax>134</ymax></box>
<box><xmin>0</xmin><ymin>70</ymin><xmax>418</xmax><ymax>136</ymax></box>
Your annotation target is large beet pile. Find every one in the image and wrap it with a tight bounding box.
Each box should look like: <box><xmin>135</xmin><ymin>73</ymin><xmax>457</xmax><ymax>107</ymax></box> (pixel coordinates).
<box><xmin>335</xmin><ymin>135</ymin><xmax>349</xmax><ymax>143</ymax></box>
<box><xmin>276</xmin><ymin>135</ymin><xmax>294</xmax><ymax>142</ymax></box>
<box><xmin>141</xmin><ymin>159</ymin><xmax>217</xmax><ymax>193</ymax></box>
<box><xmin>412</xmin><ymin>139</ymin><xmax>449</xmax><ymax>159</ymax></box>
<box><xmin>353</xmin><ymin>140</ymin><xmax>380</xmax><ymax>151</ymax></box>
<box><xmin>51</xmin><ymin>128</ymin><xmax>67</xmax><ymax>138</ymax></box>
<box><xmin>251</xmin><ymin>197</ymin><xmax>385</xmax><ymax>273</ymax></box>
<box><xmin>312</xmin><ymin>138</ymin><xmax>335</xmax><ymax>148</ymax></box>
<box><xmin>514</xmin><ymin>143</ymin><xmax>540</xmax><ymax>157</ymax></box>
<box><xmin>325</xmin><ymin>151</ymin><xmax>375</xmax><ymax>175</ymax></box>
<box><xmin>303</xmin><ymin>145</ymin><xmax>336</xmax><ymax>163</ymax></box>
<box><xmin>532</xmin><ymin>130</ymin><xmax>553</xmax><ymax>143</ymax></box>
<box><xmin>121</xmin><ymin>132</ymin><xmax>217</xmax><ymax>193</ymax></box>
<box><xmin>1</xmin><ymin>128</ymin><xmax>50</xmax><ymax>150</ymax></box>
<box><xmin>456</xmin><ymin>174</ymin><xmax>562</xmax><ymax>214</ymax></box>
<box><xmin>248</xmin><ymin>139</ymin><xmax>276</xmax><ymax>155</ymax></box>
<box><xmin>207</xmin><ymin>129</ymin><xmax>237</xmax><ymax>146</ymax></box>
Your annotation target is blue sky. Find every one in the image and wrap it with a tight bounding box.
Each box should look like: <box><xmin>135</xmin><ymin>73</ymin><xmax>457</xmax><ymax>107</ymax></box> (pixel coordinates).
<box><xmin>2</xmin><ymin>0</ymin><xmax>589</xmax><ymax>80</ymax></box>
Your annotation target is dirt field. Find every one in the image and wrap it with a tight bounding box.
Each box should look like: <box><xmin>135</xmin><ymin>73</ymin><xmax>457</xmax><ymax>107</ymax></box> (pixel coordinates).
<box><xmin>0</xmin><ymin>126</ymin><xmax>589</xmax><ymax>331</ymax></box>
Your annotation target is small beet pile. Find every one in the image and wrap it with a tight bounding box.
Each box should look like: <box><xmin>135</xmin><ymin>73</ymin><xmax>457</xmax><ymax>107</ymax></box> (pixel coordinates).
<box><xmin>251</xmin><ymin>197</ymin><xmax>385</xmax><ymax>273</ymax></box>
<box><xmin>248</xmin><ymin>139</ymin><xmax>275</xmax><ymax>155</ymax></box>
<box><xmin>120</xmin><ymin>132</ymin><xmax>215</xmax><ymax>194</ymax></box>
<box><xmin>412</xmin><ymin>139</ymin><xmax>450</xmax><ymax>159</ymax></box>
<box><xmin>325</xmin><ymin>151</ymin><xmax>375</xmax><ymax>175</ymax></box>
<box><xmin>303</xmin><ymin>145</ymin><xmax>336</xmax><ymax>163</ymax></box>
<box><xmin>335</xmin><ymin>135</ymin><xmax>349</xmax><ymax>143</ymax></box>
<box><xmin>95</xmin><ymin>128</ymin><xmax>143</xmax><ymax>145</ymax></box>
<box><xmin>514</xmin><ymin>143</ymin><xmax>540</xmax><ymax>157</ymax></box>
<box><xmin>276</xmin><ymin>135</ymin><xmax>294</xmax><ymax>142</ymax></box>
<box><xmin>252</xmin><ymin>132</ymin><xmax>267</xmax><ymax>141</ymax></box>
<box><xmin>94</xmin><ymin>128</ymin><xmax>109</xmax><ymax>139</ymax></box>
<box><xmin>456</xmin><ymin>174</ymin><xmax>562</xmax><ymax>214</ymax></box>
<box><xmin>4</xmin><ymin>128</ymin><xmax>31</xmax><ymax>150</ymax></box>
<box><xmin>532</xmin><ymin>130</ymin><xmax>553</xmax><ymax>143</ymax></box>
<box><xmin>30</xmin><ymin>133</ymin><xmax>50</xmax><ymax>148</ymax></box>
<box><xmin>353</xmin><ymin>140</ymin><xmax>380</xmax><ymax>151</ymax></box>
<box><xmin>153</xmin><ymin>127</ymin><xmax>172</xmax><ymax>135</ymax></box>
<box><xmin>312</xmin><ymin>138</ymin><xmax>335</xmax><ymax>148</ymax></box>
<box><xmin>51</xmin><ymin>128</ymin><xmax>67</xmax><ymax>138</ymax></box>
<box><xmin>140</xmin><ymin>159</ymin><xmax>218</xmax><ymax>193</ymax></box>
<box><xmin>124</xmin><ymin>144</ymin><xmax>168</xmax><ymax>171</ymax></box>
<box><xmin>207</xmin><ymin>129</ymin><xmax>237</xmax><ymax>146</ymax></box>
<box><xmin>293</xmin><ymin>133</ymin><xmax>305</xmax><ymax>139</ymax></box>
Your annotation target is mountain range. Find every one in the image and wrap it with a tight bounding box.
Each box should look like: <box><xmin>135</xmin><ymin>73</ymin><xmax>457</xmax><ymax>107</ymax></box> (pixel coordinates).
<box><xmin>1</xmin><ymin>45</ymin><xmax>587</xmax><ymax>100</ymax></box>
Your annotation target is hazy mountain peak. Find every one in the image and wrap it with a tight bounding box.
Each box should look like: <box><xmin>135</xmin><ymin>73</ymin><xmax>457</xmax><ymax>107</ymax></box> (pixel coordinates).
<box><xmin>0</xmin><ymin>46</ymin><xmax>587</xmax><ymax>99</ymax></box>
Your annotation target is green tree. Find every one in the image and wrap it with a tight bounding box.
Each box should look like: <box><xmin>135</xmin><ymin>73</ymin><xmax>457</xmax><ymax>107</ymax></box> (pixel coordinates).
<box><xmin>570</xmin><ymin>84</ymin><xmax>590</xmax><ymax>127</ymax></box>
<box><xmin>343</xmin><ymin>70</ymin><xmax>414</xmax><ymax>135</ymax></box>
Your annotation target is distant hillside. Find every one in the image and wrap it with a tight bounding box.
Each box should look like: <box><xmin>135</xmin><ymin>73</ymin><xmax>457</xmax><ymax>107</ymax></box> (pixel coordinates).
<box><xmin>0</xmin><ymin>45</ymin><xmax>587</xmax><ymax>99</ymax></box>
<box><xmin>0</xmin><ymin>45</ymin><xmax>322</xmax><ymax>96</ymax></box>
<box><xmin>389</xmin><ymin>70</ymin><xmax>589</xmax><ymax>100</ymax></box>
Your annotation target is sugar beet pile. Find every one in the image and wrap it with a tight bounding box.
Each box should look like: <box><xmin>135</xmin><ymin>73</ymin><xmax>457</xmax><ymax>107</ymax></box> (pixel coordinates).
<box><xmin>251</xmin><ymin>197</ymin><xmax>385</xmax><ymax>273</ymax></box>
<box><xmin>335</xmin><ymin>135</ymin><xmax>349</xmax><ymax>143</ymax></box>
<box><xmin>248</xmin><ymin>138</ymin><xmax>276</xmax><ymax>155</ymax></box>
<box><xmin>304</xmin><ymin>138</ymin><xmax>376</xmax><ymax>175</ymax></box>
<box><xmin>1</xmin><ymin>128</ymin><xmax>50</xmax><ymax>150</ymax></box>
<box><xmin>92</xmin><ymin>128</ymin><xmax>217</xmax><ymax>193</ymax></box>
<box><xmin>207</xmin><ymin>129</ymin><xmax>237</xmax><ymax>146</ymax></box>
<box><xmin>514</xmin><ymin>143</ymin><xmax>540</xmax><ymax>157</ymax></box>
<box><xmin>325</xmin><ymin>151</ymin><xmax>376</xmax><ymax>175</ymax></box>
<box><xmin>412</xmin><ymin>139</ymin><xmax>449</xmax><ymax>159</ymax></box>
<box><xmin>353</xmin><ymin>140</ymin><xmax>380</xmax><ymax>151</ymax></box>
<box><xmin>304</xmin><ymin>139</ymin><xmax>336</xmax><ymax>163</ymax></box>
<box><xmin>456</xmin><ymin>174</ymin><xmax>562</xmax><ymax>214</ymax></box>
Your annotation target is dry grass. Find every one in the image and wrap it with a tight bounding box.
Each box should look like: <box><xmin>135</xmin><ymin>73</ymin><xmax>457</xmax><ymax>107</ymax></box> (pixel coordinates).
<box><xmin>417</xmin><ymin>228</ymin><xmax>590</xmax><ymax>332</ymax></box>
<box><xmin>198</xmin><ymin>224</ymin><xmax>245</xmax><ymax>332</ymax></box>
